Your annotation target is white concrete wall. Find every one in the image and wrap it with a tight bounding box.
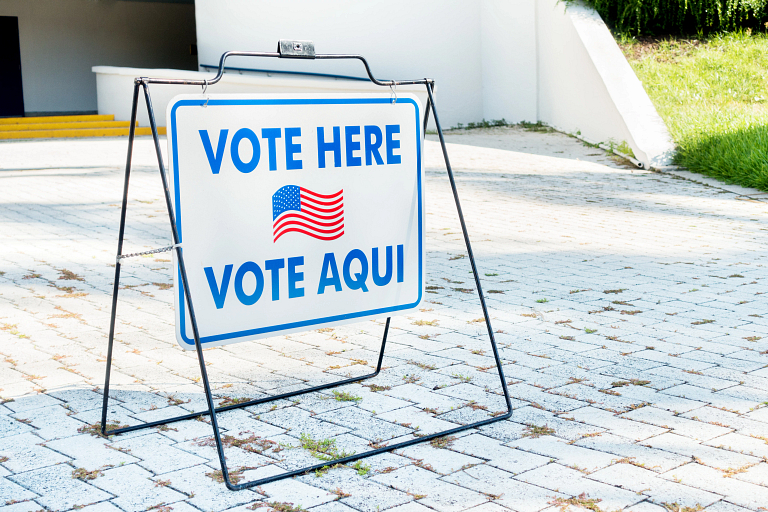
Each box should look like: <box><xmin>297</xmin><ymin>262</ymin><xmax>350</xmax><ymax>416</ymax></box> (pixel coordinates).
<box><xmin>191</xmin><ymin>0</ymin><xmax>673</xmax><ymax>167</ymax></box>
<box><xmin>0</xmin><ymin>0</ymin><xmax>196</xmax><ymax>114</ymax></box>
<box><xmin>535</xmin><ymin>0</ymin><xmax>674</xmax><ymax>166</ymax></box>
<box><xmin>480</xmin><ymin>0</ymin><xmax>538</xmax><ymax>123</ymax></box>
<box><xmin>194</xmin><ymin>0</ymin><xmax>541</xmax><ymax>129</ymax></box>
<box><xmin>93</xmin><ymin>0</ymin><xmax>674</xmax><ymax>167</ymax></box>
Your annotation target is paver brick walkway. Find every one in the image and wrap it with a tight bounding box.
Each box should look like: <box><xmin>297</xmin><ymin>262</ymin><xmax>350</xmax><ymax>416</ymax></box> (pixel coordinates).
<box><xmin>1</xmin><ymin>127</ymin><xmax>767</xmax><ymax>512</ymax></box>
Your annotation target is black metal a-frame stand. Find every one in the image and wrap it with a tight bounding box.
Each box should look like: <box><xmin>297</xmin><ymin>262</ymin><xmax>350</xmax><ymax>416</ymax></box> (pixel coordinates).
<box><xmin>101</xmin><ymin>41</ymin><xmax>512</xmax><ymax>491</ymax></box>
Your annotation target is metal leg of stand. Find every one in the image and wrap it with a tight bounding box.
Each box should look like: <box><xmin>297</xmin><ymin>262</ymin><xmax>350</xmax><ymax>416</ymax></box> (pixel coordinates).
<box><xmin>425</xmin><ymin>83</ymin><xmax>512</xmax><ymax>413</ymax></box>
<box><xmin>101</xmin><ymin>82</ymin><xmax>141</xmax><ymax>435</ymax></box>
<box><xmin>99</xmin><ymin>65</ymin><xmax>513</xmax><ymax>491</ymax></box>
<box><xmin>135</xmin><ymin>81</ymin><xmax>234</xmax><ymax>487</ymax></box>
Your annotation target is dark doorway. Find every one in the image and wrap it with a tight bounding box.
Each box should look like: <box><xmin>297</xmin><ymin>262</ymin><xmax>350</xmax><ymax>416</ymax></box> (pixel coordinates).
<box><xmin>0</xmin><ymin>16</ymin><xmax>25</xmax><ymax>117</ymax></box>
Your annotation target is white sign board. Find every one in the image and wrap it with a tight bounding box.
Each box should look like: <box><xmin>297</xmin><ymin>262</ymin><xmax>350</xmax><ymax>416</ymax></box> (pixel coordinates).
<box><xmin>166</xmin><ymin>93</ymin><xmax>424</xmax><ymax>349</ymax></box>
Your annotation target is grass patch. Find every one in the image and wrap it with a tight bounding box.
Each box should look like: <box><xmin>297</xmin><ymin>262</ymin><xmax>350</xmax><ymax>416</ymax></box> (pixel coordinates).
<box><xmin>621</xmin><ymin>32</ymin><xmax>768</xmax><ymax>189</ymax></box>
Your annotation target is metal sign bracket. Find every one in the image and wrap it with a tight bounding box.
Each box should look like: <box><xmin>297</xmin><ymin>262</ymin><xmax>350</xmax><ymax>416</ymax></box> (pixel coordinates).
<box><xmin>277</xmin><ymin>39</ymin><xmax>316</xmax><ymax>58</ymax></box>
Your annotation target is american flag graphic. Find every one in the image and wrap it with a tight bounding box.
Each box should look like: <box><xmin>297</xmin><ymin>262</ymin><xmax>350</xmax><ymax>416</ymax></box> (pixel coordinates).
<box><xmin>272</xmin><ymin>185</ymin><xmax>344</xmax><ymax>242</ymax></box>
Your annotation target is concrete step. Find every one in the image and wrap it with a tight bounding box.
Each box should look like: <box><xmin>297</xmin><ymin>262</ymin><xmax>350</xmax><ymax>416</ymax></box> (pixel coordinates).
<box><xmin>0</xmin><ymin>121</ymin><xmax>135</xmax><ymax>132</ymax></box>
<box><xmin>0</xmin><ymin>126</ymin><xmax>167</xmax><ymax>140</ymax></box>
<box><xmin>0</xmin><ymin>114</ymin><xmax>115</xmax><ymax>125</ymax></box>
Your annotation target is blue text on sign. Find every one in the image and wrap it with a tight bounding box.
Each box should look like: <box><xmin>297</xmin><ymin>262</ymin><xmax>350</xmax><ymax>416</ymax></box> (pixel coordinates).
<box><xmin>198</xmin><ymin>125</ymin><xmax>401</xmax><ymax>174</ymax></box>
<box><xmin>203</xmin><ymin>245</ymin><xmax>405</xmax><ymax>309</ymax></box>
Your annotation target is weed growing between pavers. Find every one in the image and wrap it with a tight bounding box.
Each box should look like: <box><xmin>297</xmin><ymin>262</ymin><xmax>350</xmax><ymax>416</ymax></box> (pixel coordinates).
<box><xmin>197</xmin><ymin>434</ymin><xmax>282</xmax><ymax>455</ymax></box>
<box><xmin>251</xmin><ymin>502</ymin><xmax>306</xmax><ymax>512</ymax></box>
<box><xmin>206</xmin><ymin>468</ymin><xmax>245</xmax><ymax>484</ymax></box>
<box><xmin>464</xmin><ymin>401</ymin><xmax>488</xmax><ymax>411</ymax></box>
<box><xmin>550</xmin><ymin>493</ymin><xmax>604</xmax><ymax>512</ymax></box>
<box><xmin>281</xmin><ymin>433</ymin><xmax>371</xmax><ymax>478</ymax></box>
<box><xmin>331</xmin><ymin>390</ymin><xmax>362</xmax><ymax>402</ymax></box>
<box><xmin>330</xmin><ymin>487</ymin><xmax>352</xmax><ymax>498</ymax></box>
<box><xmin>364</xmin><ymin>384</ymin><xmax>391</xmax><ymax>392</ymax></box>
<box><xmin>72</xmin><ymin>467</ymin><xmax>104</xmax><ymax>481</ymax></box>
<box><xmin>450</xmin><ymin>372</ymin><xmax>472</xmax><ymax>383</ymax></box>
<box><xmin>408</xmin><ymin>360</ymin><xmax>437</xmax><ymax>370</ymax></box>
<box><xmin>297</xmin><ymin>433</ymin><xmax>354</xmax><ymax>461</ymax></box>
<box><xmin>218</xmin><ymin>395</ymin><xmax>251</xmax><ymax>406</ymax></box>
<box><xmin>612</xmin><ymin>379</ymin><xmax>651</xmax><ymax>387</ymax></box>
<box><xmin>429</xmin><ymin>435</ymin><xmax>457</xmax><ymax>449</ymax></box>
<box><xmin>351</xmin><ymin>460</ymin><xmax>371</xmax><ymax>476</ymax></box>
<box><xmin>77</xmin><ymin>421</ymin><xmax>129</xmax><ymax>438</ymax></box>
<box><xmin>522</xmin><ymin>424</ymin><xmax>556</xmax><ymax>438</ymax></box>
<box><xmin>662</xmin><ymin>503</ymin><xmax>704</xmax><ymax>512</ymax></box>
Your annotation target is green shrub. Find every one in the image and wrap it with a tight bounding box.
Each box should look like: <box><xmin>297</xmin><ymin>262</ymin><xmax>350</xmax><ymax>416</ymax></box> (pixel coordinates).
<box><xmin>583</xmin><ymin>0</ymin><xmax>768</xmax><ymax>35</ymax></box>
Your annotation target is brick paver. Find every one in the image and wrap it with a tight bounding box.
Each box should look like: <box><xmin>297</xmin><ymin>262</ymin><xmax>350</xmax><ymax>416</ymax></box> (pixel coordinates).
<box><xmin>1</xmin><ymin>127</ymin><xmax>767</xmax><ymax>512</ymax></box>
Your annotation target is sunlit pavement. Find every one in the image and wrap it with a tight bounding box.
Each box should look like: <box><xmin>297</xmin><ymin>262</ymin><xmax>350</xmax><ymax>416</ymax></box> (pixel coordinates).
<box><xmin>1</xmin><ymin>127</ymin><xmax>767</xmax><ymax>512</ymax></box>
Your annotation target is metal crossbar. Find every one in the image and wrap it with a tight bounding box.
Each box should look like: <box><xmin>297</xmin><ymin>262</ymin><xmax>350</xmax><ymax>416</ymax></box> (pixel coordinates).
<box><xmin>100</xmin><ymin>41</ymin><xmax>513</xmax><ymax>491</ymax></box>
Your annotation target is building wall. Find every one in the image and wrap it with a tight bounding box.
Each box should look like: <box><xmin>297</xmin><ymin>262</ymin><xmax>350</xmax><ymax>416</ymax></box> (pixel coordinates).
<box><xmin>480</xmin><ymin>0</ymin><xmax>537</xmax><ymax>124</ymax></box>
<box><xmin>194</xmin><ymin>0</ymin><xmax>538</xmax><ymax>129</ymax></box>
<box><xmin>90</xmin><ymin>0</ymin><xmax>670</xmax><ymax>167</ymax></box>
<box><xmin>0</xmin><ymin>0</ymin><xmax>197</xmax><ymax>115</ymax></box>
<box><xmin>536</xmin><ymin>0</ymin><xmax>631</xmax><ymax>147</ymax></box>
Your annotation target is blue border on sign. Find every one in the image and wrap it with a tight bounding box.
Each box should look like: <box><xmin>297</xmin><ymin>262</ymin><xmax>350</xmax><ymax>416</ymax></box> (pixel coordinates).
<box><xmin>170</xmin><ymin>97</ymin><xmax>423</xmax><ymax>346</ymax></box>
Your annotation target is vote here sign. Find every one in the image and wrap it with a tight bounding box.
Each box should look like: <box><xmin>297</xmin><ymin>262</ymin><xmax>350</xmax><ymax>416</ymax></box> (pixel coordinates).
<box><xmin>166</xmin><ymin>93</ymin><xmax>424</xmax><ymax>349</ymax></box>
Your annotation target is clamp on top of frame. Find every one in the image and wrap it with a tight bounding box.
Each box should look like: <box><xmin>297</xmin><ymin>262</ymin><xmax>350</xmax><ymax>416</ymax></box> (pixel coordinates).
<box><xmin>277</xmin><ymin>40</ymin><xmax>316</xmax><ymax>59</ymax></box>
